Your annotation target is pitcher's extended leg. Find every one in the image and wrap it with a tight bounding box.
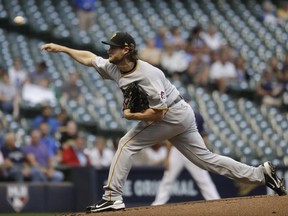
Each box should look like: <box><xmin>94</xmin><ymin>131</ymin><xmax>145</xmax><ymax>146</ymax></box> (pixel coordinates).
<box><xmin>171</xmin><ymin>131</ymin><xmax>265</xmax><ymax>184</ymax></box>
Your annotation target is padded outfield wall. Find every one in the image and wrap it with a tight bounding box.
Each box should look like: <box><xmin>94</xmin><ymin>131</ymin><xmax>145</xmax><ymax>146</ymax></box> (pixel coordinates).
<box><xmin>1</xmin><ymin>166</ymin><xmax>287</xmax><ymax>213</ymax></box>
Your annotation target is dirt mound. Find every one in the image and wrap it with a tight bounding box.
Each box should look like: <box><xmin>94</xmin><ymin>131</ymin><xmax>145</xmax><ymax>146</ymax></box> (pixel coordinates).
<box><xmin>60</xmin><ymin>195</ymin><xmax>288</xmax><ymax>216</ymax></box>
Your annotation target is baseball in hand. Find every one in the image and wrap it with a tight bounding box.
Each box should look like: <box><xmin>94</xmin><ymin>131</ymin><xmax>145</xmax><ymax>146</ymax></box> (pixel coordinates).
<box><xmin>14</xmin><ymin>16</ymin><xmax>26</xmax><ymax>25</ymax></box>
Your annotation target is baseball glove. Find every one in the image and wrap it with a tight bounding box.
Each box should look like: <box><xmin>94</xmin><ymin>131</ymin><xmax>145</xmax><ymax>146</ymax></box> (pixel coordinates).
<box><xmin>121</xmin><ymin>82</ymin><xmax>149</xmax><ymax>113</ymax></box>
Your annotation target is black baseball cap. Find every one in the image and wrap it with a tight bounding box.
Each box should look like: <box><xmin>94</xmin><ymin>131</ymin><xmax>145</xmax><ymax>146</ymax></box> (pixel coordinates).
<box><xmin>101</xmin><ymin>32</ymin><xmax>136</xmax><ymax>48</ymax></box>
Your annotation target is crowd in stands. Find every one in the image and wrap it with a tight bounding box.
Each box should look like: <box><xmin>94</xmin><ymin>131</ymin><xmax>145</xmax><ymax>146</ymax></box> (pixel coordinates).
<box><xmin>260</xmin><ymin>0</ymin><xmax>288</xmax><ymax>25</ymax></box>
<box><xmin>1</xmin><ymin>0</ymin><xmax>288</xmax><ymax>183</ymax></box>
<box><xmin>139</xmin><ymin>20</ymin><xmax>288</xmax><ymax>110</ymax></box>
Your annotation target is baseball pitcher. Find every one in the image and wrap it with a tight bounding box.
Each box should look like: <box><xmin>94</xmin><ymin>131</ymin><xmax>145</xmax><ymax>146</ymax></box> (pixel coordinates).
<box><xmin>41</xmin><ymin>32</ymin><xmax>286</xmax><ymax>213</ymax></box>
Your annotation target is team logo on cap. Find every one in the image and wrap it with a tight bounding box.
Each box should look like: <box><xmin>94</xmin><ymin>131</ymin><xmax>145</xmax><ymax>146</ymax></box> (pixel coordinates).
<box><xmin>111</xmin><ymin>33</ymin><xmax>117</xmax><ymax>39</ymax></box>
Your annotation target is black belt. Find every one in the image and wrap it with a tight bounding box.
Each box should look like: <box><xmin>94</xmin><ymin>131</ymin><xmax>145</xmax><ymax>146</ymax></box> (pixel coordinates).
<box><xmin>168</xmin><ymin>95</ymin><xmax>183</xmax><ymax>107</ymax></box>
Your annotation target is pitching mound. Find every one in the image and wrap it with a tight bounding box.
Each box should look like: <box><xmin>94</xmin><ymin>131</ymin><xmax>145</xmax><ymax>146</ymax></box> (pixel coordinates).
<box><xmin>61</xmin><ymin>195</ymin><xmax>288</xmax><ymax>216</ymax></box>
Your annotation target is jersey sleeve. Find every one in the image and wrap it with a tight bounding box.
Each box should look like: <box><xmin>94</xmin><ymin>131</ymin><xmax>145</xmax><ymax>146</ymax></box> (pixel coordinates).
<box><xmin>91</xmin><ymin>56</ymin><xmax>114</xmax><ymax>80</ymax></box>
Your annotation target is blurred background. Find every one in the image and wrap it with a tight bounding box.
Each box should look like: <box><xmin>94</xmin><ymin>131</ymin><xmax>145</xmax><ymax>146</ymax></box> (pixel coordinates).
<box><xmin>0</xmin><ymin>0</ymin><xmax>287</xmax><ymax>213</ymax></box>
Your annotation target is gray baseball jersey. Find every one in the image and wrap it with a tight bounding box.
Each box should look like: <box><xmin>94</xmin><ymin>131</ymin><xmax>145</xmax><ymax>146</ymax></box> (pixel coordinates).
<box><xmin>93</xmin><ymin>57</ymin><xmax>179</xmax><ymax>110</ymax></box>
<box><xmin>92</xmin><ymin>57</ymin><xmax>265</xmax><ymax>202</ymax></box>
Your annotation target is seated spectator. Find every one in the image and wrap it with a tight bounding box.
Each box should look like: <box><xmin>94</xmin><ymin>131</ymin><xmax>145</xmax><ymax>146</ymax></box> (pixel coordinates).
<box><xmin>256</xmin><ymin>69</ymin><xmax>283</xmax><ymax>107</ymax></box>
<box><xmin>24</xmin><ymin>130</ymin><xmax>64</xmax><ymax>182</ymax></box>
<box><xmin>0</xmin><ymin>149</ymin><xmax>6</xmax><ymax>181</ymax></box>
<box><xmin>0</xmin><ymin>66</ymin><xmax>6</xmax><ymax>83</ymax></box>
<box><xmin>259</xmin><ymin>1</ymin><xmax>279</xmax><ymax>25</ymax></box>
<box><xmin>186</xmin><ymin>52</ymin><xmax>210</xmax><ymax>87</ymax></box>
<box><xmin>0</xmin><ymin>73</ymin><xmax>20</xmax><ymax>118</ymax></box>
<box><xmin>8</xmin><ymin>58</ymin><xmax>27</xmax><ymax>89</ymax></box>
<box><xmin>22</xmin><ymin>79</ymin><xmax>57</xmax><ymax>106</ymax></box>
<box><xmin>32</xmin><ymin>105</ymin><xmax>59</xmax><ymax>135</ymax></box>
<box><xmin>60</xmin><ymin>72</ymin><xmax>83</xmax><ymax>103</ymax></box>
<box><xmin>85</xmin><ymin>137</ymin><xmax>113</xmax><ymax>169</ymax></box>
<box><xmin>0</xmin><ymin>111</ymin><xmax>7</xmax><ymax>148</ymax></box>
<box><xmin>169</xmin><ymin>26</ymin><xmax>186</xmax><ymax>50</ymax></box>
<box><xmin>234</xmin><ymin>56</ymin><xmax>251</xmax><ymax>83</ymax></box>
<box><xmin>277</xmin><ymin>1</ymin><xmax>288</xmax><ymax>23</ymax></box>
<box><xmin>143</xmin><ymin>142</ymin><xmax>167</xmax><ymax>166</ymax></box>
<box><xmin>1</xmin><ymin>132</ymin><xmax>43</xmax><ymax>182</ymax></box>
<box><xmin>160</xmin><ymin>44</ymin><xmax>189</xmax><ymax>80</ymax></box>
<box><xmin>282</xmin><ymin>53</ymin><xmax>288</xmax><ymax>70</ymax></box>
<box><xmin>28</xmin><ymin>61</ymin><xmax>51</xmax><ymax>86</ymax></box>
<box><xmin>221</xmin><ymin>44</ymin><xmax>236</xmax><ymax>62</ymax></box>
<box><xmin>72</xmin><ymin>0</ymin><xmax>96</xmax><ymax>32</ymax></box>
<box><xmin>139</xmin><ymin>38</ymin><xmax>162</xmax><ymax>67</ymax></box>
<box><xmin>59</xmin><ymin>120</ymin><xmax>78</xmax><ymax>149</ymax></box>
<box><xmin>202</xmin><ymin>25</ymin><xmax>225</xmax><ymax>51</ymax></box>
<box><xmin>185</xmin><ymin>25</ymin><xmax>209</xmax><ymax>56</ymax></box>
<box><xmin>133</xmin><ymin>142</ymin><xmax>167</xmax><ymax>166</ymax></box>
<box><xmin>209</xmin><ymin>49</ymin><xmax>237</xmax><ymax>93</ymax></box>
<box><xmin>62</xmin><ymin>133</ymin><xmax>90</xmax><ymax>167</ymax></box>
<box><xmin>56</xmin><ymin>108</ymin><xmax>71</xmax><ymax>129</ymax></box>
<box><xmin>280</xmin><ymin>67</ymin><xmax>288</xmax><ymax>110</ymax></box>
<box><xmin>268</xmin><ymin>57</ymin><xmax>283</xmax><ymax>81</ymax></box>
<box><xmin>154</xmin><ymin>26</ymin><xmax>170</xmax><ymax>50</ymax></box>
<box><xmin>39</xmin><ymin>122</ymin><xmax>61</xmax><ymax>165</ymax></box>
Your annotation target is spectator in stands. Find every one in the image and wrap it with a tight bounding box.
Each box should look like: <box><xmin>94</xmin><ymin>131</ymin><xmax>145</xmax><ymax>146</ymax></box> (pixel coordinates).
<box><xmin>186</xmin><ymin>25</ymin><xmax>209</xmax><ymax>56</ymax></box>
<box><xmin>160</xmin><ymin>44</ymin><xmax>189</xmax><ymax>80</ymax></box>
<box><xmin>8</xmin><ymin>58</ymin><xmax>27</xmax><ymax>89</ymax></box>
<box><xmin>73</xmin><ymin>0</ymin><xmax>96</xmax><ymax>32</ymax></box>
<box><xmin>0</xmin><ymin>149</ymin><xmax>5</xmax><ymax>181</ymax></box>
<box><xmin>259</xmin><ymin>1</ymin><xmax>279</xmax><ymax>25</ymax></box>
<box><xmin>169</xmin><ymin>26</ymin><xmax>186</xmax><ymax>50</ymax></box>
<box><xmin>32</xmin><ymin>105</ymin><xmax>59</xmax><ymax>135</ymax></box>
<box><xmin>85</xmin><ymin>137</ymin><xmax>113</xmax><ymax>169</ymax></box>
<box><xmin>139</xmin><ymin>38</ymin><xmax>162</xmax><ymax>68</ymax></box>
<box><xmin>0</xmin><ymin>73</ymin><xmax>20</xmax><ymax>119</ymax></box>
<box><xmin>62</xmin><ymin>133</ymin><xmax>90</xmax><ymax>167</ymax></box>
<box><xmin>28</xmin><ymin>61</ymin><xmax>51</xmax><ymax>86</ymax></box>
<box><xmin>234</xmin><ymin>56</ymin><xmax>251</xmax><ymax>83</ymax></box>
<box><xmin>39</xmin><ymin>122</ymin><xmax>61</xmax><ymax>165</ymax></box>
<box><xmin>268</xmin><ymin>57</ymin><xmax>283</xmax><ymax>81</ymax></box>
<box><xmin>0</xmin><ymin>111</ymin><xmax>7</xmax><ymax>148</ymax></box>
<box><xmin>133</xmin><ymin>142</ymin><xmax>167</xmax><ymax>166</ymax></box>
<box><xmin>143</xmin><ymin>142</ymin><xmax>167</xmax><ymax>166</ymax></box>
<box><xmin>277</xmin><ymin>1</ymin><xmax>288</xmax><ymax>23</ymax></box>
<box><xmin>154</xmin><ymin>26</ymin><xmax>170</xmax><ymax>50</ymax></box>
<box><xmin>0</xmin><ymin>66</ymin><xmax>6</xmax><ymax>83</ymax></box>
<box><xmin>56</xmin><ymin>108</ymin><xmax>71</xmax><ymax>129</ymax></box>
<box><xmin>221</xmin><ymin>44</ymin><xmax>236</xmax><ymax>63</ymax></box>
<box><xmin>282</xmin><ymin>53</ymin><xmax>288</xmax><ymax>69</ymax></box>
<box><xmin>24</xmin><ymin>129</ymin><xmax>64</xmax><ymax>182</ymax></box>
<box><xmin>59</xmin><ymin>120</ymin><xmax>78</xmax><ymax>149</ymax></box>
<box><xmin>186</xmin><ymin>52</ymin><xmax>210</xmax><ymax>87</ymax></box>
<box><xmin>256</xmin><ymin>69</ymin><xmax>283</xmax><ymax>107</ymax></box>
<box><xmin>60</xmin><ymin>72</ymin><xmax>83</xmax><ymax>103</ymax></box>
<box><xmin>209</xmin><ymin>49</ymin><xmax>237</xmax><ymax>93</ymax></box>
<box><xmin>280</xmin><ymin>67</ymin><xmax>288</xmax><ymax>110</ymax></box>
<box><xmin>1</xmin><ymin>132</ymin><xmax>43</xmax><ymax>182</ymax></box>
<box><xmin>202</xmin><ymin>25</ymin><xmax>225</xmax><ymax>51</ymax></box>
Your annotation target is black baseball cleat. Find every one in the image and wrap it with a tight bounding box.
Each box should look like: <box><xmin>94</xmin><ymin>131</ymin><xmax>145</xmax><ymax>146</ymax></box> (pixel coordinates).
<box><xmin>262</xmin><ymin>161</ymin><xmax>287</xmax><ymax>196</ymax></box>
<box><xmin>86</xmin><ymin>199</ymin><xmax>125</xmax><ymax>213</ymax></box>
